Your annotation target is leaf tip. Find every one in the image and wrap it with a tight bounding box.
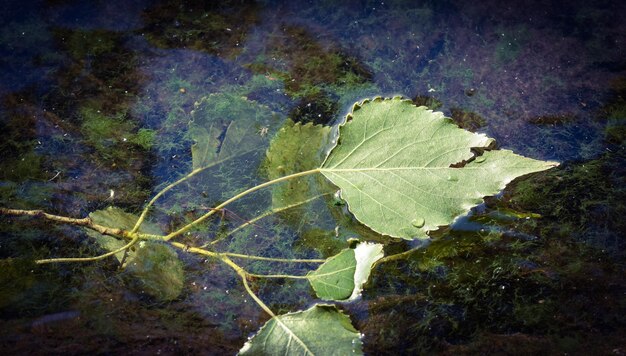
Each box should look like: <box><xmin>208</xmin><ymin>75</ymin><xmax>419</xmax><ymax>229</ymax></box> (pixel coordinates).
<box><xmin>547</xmin><ymin>160</ymin><xmax>560</xmax><ymax>168</ymax></box>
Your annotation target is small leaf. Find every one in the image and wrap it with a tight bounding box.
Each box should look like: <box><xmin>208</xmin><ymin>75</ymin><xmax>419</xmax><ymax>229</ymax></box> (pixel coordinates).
<box><xmin>239</xmin><ymin>304</ymin><xmax>363</xmax><ymax>355</ymax></box>
<box><xmin>85</xmin><ymin>206</ymin><xmax>183</xmax><ymax>301</ymax></box>
<box><xmin>307</xmin><ymin>242</ymin><xmax>383</xmax><ymax>301</ymax></box>
<box><xmin>321</xmin><ymin>97</ymin><xmax>558</xmax><ymax>240</ymax></box>
<box><xmin>307</xmin><ymin>248</ymin><xmax>355</xmax><ymax>300</ymax></box>
<box><xmin>123</xmin><ymin>241</ymin><xmax>184</xmax><ymax>302</ymax></box>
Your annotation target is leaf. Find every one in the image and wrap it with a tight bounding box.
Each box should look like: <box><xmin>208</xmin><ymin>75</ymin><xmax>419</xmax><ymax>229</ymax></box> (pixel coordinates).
<box><xmin>85</xmin><ymin>206</ymin><xmax>183</xmax><ymax>301</ymax></box>
<box><xmin>190</xmin><ymin>93</ymin><xmax>279</xmax><ymax>169</ymax></box>
<box><xmin>320</xmin><ymin>97</ymin><xmax>558</xmax><ymax>240</ymax></box>
<box><xmin>307</xmin><ymin>242</ymin><xmax>383</xmax><ymax>301</ymax></box>
<box><xmin>239</xmin><ymin>304</ymin><xmax>363</xmax><ymax>355</ymax></box>
<box><xmin>264</xmin><ymin>119</ymin><xmax>335</xmax><ymax>213</ymax></box>
<box><xmin>307</xmin><ymin>248</ymin><xmax>355</xmax><ymax>300</ymax></box>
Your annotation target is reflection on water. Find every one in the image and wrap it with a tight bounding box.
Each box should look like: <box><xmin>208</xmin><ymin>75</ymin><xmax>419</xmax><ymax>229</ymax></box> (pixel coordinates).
<box><xmin>1</xmin><ymin>0</ymin><xmax>624</xmax><ymax>354</ymax></box>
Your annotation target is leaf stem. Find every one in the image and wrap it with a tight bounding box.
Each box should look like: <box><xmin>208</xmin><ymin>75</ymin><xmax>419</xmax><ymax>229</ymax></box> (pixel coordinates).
<box><xmin>164</xmin><ymin>168</ymin><xmax>322</xmax><ymax>241</ymax></box>
<box><xmin>218</xmin><ymin>254</ymin><xmax>277</xmax><ymax>318</ymax></box>
<box><xmin>374</xmin><ymin>247</ymin><xmax>420</xmax><ymax>266</ymax></box>
<box><xmin>206</xmin><ymin>193</ymin><xmax>331</xmax><ymax>247</ymax></box>
<box><xmin>168</xmin><ymin>242</ymin><xmax>278</xmax><ymax>318</ymax></box>
<box><xmin>248</xmin><ymin>273</ymin><xmax>309</xmax><ymax>279</ymax></box>
<box><xmin>36</xmin><ymin>234</ymin><xmax>141</xmax><ymax>264</ymax></box>
<box><xmin>130</xmin><ymin>151</ymin><xmax>258</xmax><ymax>234</ymax></box>
<box><xmin>221</xmin><ymin>252</ymin><xmax>325</xmax><ymax>263</ymax></box>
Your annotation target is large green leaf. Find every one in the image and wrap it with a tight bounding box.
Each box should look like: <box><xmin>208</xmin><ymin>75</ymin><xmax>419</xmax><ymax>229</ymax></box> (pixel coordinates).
<box><xmin>190</xmin><ymin>93</ymin><xmax>279</xmax><ymax>169</ymax></box>
<box><xmin>307</xmin><ymin>242</ymin><xmax>383</xmax><ymax>301</ymax></box>
<box><xmin>321</xmin><ymin>97</ymin><xmax>558</xmax><ymax>240</ymax></box>
<box><xmin>239</xmin><ymin>304</ymin><xmax>363</xmax><ymax>355</ymax></box>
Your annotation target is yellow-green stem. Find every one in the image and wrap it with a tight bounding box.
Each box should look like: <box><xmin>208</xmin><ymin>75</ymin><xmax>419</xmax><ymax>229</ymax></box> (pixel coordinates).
<box><xmin>221</xmin><ymin>252</ymin><xmax>325</xmax><ymax>263</ymax></box>
<box><xmin>207</xmin><ymin>193</ymin><xmax>331</xmax><ymax>247</ymax></box>
<box><xmin>130</xmin><ymin>149</ymin><xmax>259</xmax><ymax>234</ymax></box>
<box><xmin>248</xmin><ymin>273</ymin><xmax>309</xmax><ymax>279</ymax></box>
<box><xmin>36</xmin><ymin>234</ymin><xmax>141</xmax><ymax>264</ymax></box>
<box><xmin>164</xmin><ymin>168</ymin><xmax>321</xmax><ymax>241</ymax></box>
<box><xmin>218</xmin><ymin>255</ymin><xmax>277</xmax><ymax>318</ymax></box>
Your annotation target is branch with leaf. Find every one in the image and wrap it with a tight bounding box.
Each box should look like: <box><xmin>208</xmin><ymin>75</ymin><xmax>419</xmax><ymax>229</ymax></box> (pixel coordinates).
<box><xmin>0</xmin><ymin>96</ymin><xmax>557</xmax><ymax>354</ymax></box>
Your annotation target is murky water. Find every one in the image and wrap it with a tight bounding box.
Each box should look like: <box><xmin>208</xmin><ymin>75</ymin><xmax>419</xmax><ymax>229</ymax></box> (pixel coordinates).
<box><xmin>1</xmin><ymin>0</ymin><xmax>624</xmax><ymax>354</ymax></box>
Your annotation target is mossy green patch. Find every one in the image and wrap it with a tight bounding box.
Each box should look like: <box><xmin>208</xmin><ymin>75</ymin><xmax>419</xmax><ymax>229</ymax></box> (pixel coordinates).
<box><xmin>130</xmin><ymin>128</ymin><xmax>156</xmax><ymax>150</ymax></box>
<box><xmin>79</xmin><ymin>103</ymin><xmax>157</xmax><ymax>159</ymax></box>
<box><xmin>507</xmin><ymin>152</ymin><xmax>626</xmax><ymax>255</ymax></box>
<box><xmin>141</xmin><ymin>1</ymin><xmax>258</xmax><ymax>57</ymax></box>
<box><xmin>246</xmin><ymin>25</ymin><xmax>372</xmax><ymax>99</ymax></box>
<box><xmin>449</xmin><ymin>107</ymin><xmax>487</xmax><ymax>132</ymax></box>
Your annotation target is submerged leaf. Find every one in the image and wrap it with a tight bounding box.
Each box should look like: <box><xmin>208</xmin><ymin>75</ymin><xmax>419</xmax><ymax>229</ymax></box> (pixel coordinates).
<box><xmin>239</xmin><ymin>304</ymin><xmax>363</xmax><ymax>355</ymax></box>
<box><xmin>123</xmin><ymin>241</ymin><xmax>184</xmax><ymax>302</ymax></box>
<box><xmin>85</xmin><ymin>206</ymin><xmax>183</xmax><ymax>301</ymax></box>
<box><xmin>307</xmin><ymin>242</ymin><xmax>383</xmax><ymax>301</ymax></box>
<box><xmin>321</xmin><ymin>97</ymin><xmax>558</xmax><ymax>240</ymax></box>
<box><xmin>190</xmin><ymin>93</ymin><xmax>279</xmax><ymax>169</ymax></box>
<box><xmin>264</xmin><ymin>119</ymin><xmax>334</xmax><ymax>213</ymax></box>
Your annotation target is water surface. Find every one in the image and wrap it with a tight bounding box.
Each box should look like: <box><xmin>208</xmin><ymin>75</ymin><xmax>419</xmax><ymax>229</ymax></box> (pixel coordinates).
<box><xmin>1</xmin><ymin>0</ymin><xmax>624</xmax><ymax>354</ymax></box>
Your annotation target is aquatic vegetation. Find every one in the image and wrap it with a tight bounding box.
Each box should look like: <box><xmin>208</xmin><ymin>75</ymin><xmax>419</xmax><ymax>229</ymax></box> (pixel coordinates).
<box><xmin>506</xmin><ymin>151</ymin><xmax>626</xmax><ymax>257</ymax></box>
<box><xmin>412</xmin><ymin>95</ymin><xmax>443</xmax><ymax>110</ymax></box>
<box><xmin>141</xmin><ymin>1</ymin><xmax>258</xmax><ymax>57</ymax></box>
<box><xmin>56</xmin><ymin>29</ymin><xmax>118</xmax><ymax>60</ymax></box>
<box><xmin>245</xmin><ymin>25</ymin><xmax>372</xmax><ymax>99</ymax></box>
<box><xmin>493</xmin><ymin>26</ymin><xmax>529</xmax><ymax>64</ymax></box>
<box><xmin>449</xmin><ymin>107</ymin><xmax>488</xmax><ymax>132</ymax></box>
<box><xmin>0</xmin><ymin>96</ymin><xmax>556</xmax><ymax>353</ymax></box>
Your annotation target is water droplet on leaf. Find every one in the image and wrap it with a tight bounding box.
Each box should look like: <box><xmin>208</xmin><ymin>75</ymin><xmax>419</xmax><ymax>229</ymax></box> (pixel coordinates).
<box><xmin>475</xmin><ymin>156</ymin><xmax>486</xmax><ymax>163</ymax></box>
<box><xmin>447</xmin><ymin>175</ymin><xmax>458</xmax><ymax>182</ymax></box>
<box><xmin>412</xmin><ymin>217</ymin><xmax>425</xmax><ymax>228</ymax></box>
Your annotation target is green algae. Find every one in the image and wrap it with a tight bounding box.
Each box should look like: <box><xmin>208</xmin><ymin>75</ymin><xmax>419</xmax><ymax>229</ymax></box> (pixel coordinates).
<box><xmin>412</xmin><ymin>95</ymin><xmax>443</xmax><ymax>110</ymax></box>
<box><xmin>449</xmin><ymin>107</ymin><xmax>487</xmax><ymax>132</ymax></box>
<box><xmin>245</xmin><ymin>25</ymin><xmax>372</xmax><ymax>100</ymax></box>
<box><xmin>507</xmin><ymin>153</ymin><xmax>626</xmax><ymax>256</ymax></box>
<box><xmin>141</xmin><ymin>1</ymin><xmax>258</xmax><ymax>57</ymax></box>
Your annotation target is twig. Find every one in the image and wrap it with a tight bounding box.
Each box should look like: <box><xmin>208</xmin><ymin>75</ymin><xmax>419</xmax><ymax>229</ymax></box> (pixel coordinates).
<box><xmin>0</xmin><ymin>208</ymin><xmax>129</xmax><ymax>239</ymax></box>
<box><xmin>247</xmin><ymin>273</ymin><xmax>309</xmax><ymax>279</ymax></box>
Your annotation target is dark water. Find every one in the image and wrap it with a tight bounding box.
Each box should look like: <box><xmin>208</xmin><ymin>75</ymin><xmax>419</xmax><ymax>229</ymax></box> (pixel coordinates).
<box><xmin>1</xmin><ymin>0</ymin><xmax>624</xmax><ymax>354</ymax></box>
